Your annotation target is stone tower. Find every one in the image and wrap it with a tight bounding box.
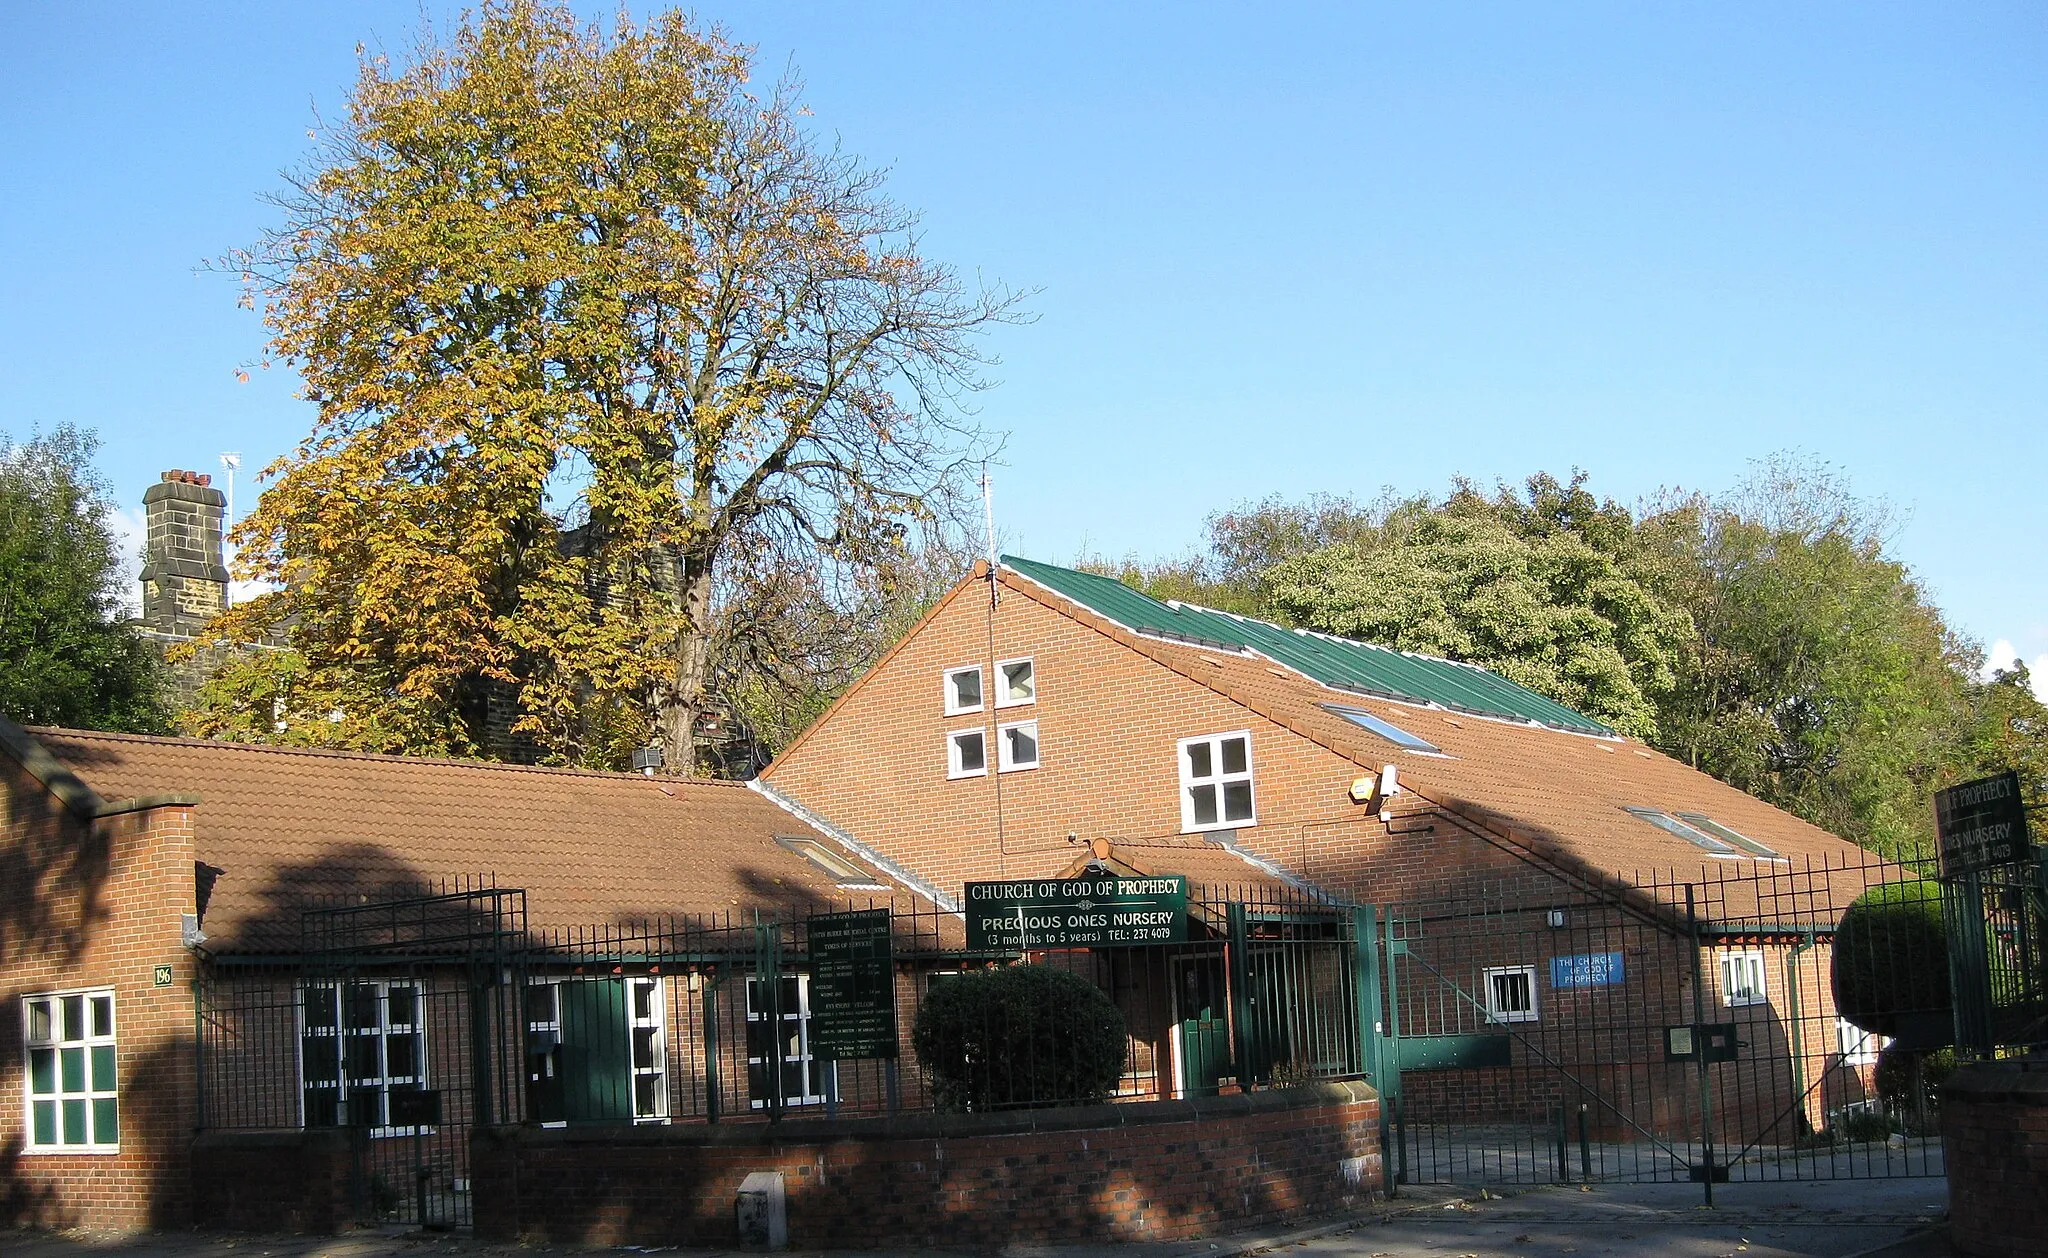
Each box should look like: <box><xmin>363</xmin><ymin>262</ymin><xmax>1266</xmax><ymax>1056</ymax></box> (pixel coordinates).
<box><xmin>138</xmin><ymin>469</ymin><xmax>229</xmax><ymax>704</ymax></box>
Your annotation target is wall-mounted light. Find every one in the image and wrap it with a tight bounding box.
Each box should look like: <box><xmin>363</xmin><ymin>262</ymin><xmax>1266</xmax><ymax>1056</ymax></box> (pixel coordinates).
<box><xmin>1546</xmin><ymin>909</ymin><xmax>1567</xmax><ymax>929</ymax></box>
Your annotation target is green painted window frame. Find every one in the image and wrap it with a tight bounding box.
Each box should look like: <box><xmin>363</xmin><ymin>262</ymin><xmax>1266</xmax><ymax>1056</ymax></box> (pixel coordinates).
<box><xmin>22</xmin><ymin>988</ymin><xmax>118</xmax><ymax>1153</ymax></box>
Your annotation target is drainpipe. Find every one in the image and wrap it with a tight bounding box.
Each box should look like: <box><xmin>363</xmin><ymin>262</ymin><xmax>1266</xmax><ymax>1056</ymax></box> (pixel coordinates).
<box><xmin>1786</xmin><ymin>929</ymin><xmax>1816</xmax><ymax>1134</ymax></box>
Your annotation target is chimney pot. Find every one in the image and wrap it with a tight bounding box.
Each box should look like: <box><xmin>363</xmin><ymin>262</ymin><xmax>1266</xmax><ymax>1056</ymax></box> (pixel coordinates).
<box><xmin>197</xmin><ymin>473</ymin><xmax>212</xmax><ymax>487</ymax></box>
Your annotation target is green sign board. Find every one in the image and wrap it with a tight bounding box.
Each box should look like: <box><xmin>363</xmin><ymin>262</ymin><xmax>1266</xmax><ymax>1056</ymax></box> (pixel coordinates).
<box><xmin>965</xmin><ymin>875</ymin><xmax>1189</xmax><ymax>951</ymax></box>
<box><xmin>807</xmin><ymin>909</ymin><xmax>897</xmax><ymax>1060</ymax></box>
<box><xmin>1936</xmin><ymin>770</ymin><xmax>2032</xmax><ymax>876</ymax></box>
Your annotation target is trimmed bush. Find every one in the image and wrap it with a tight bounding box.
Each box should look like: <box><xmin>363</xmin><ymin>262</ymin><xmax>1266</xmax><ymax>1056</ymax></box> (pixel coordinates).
<box><xmin>911</xmin><ymin>964</ymin><xmax>1129</xmax><ymax>1111</ymax></box>
<box><xmin>1875</xmin><ymin>1044</ymin><xmax>1956</xmax><ymax>1133</ymax></box>
<box><xmin>1832</xmin><ymin>879</ymin><xmax>1951</xmax><ymax>1043</ymax></box>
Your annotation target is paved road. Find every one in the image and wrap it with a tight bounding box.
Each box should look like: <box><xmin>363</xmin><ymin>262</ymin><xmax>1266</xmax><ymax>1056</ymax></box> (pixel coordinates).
<box><xmin>8</xmin><ymin>1180</ymin><xmax>1951</xmax><ymax>1258</ymax></box>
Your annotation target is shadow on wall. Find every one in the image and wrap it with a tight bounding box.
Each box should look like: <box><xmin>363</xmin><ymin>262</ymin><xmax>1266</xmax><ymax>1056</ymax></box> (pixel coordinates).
<box><xmin>0</xmin><ymin>1004</ymin><xmax>194</xmax><ymax>1229</ymax></box>
<box><xmin>0</xmin><ymin>781</ymin><xmax>111</xmax><ymax>970</ymax></box>
<box><xmin>484</xmin><ymin>1088</ymin><xmax>1379</xmax><ymax>1248</ymax></box>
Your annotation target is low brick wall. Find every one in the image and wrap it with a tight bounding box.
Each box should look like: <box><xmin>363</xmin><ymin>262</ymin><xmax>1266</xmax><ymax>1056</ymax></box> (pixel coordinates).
<box><xmin>190</xmin><ymin>1129</ymin><xmax>353</xmax><ymax>1234</ymax></box>
<box><xmin>473</xmin><ymin>1080</ymin><xmax>1381</xmax><ymax>1247</ymax></box>
<box><xmin>1941</xmin><ymin>1058</ymin><xmax>2048</xmax><ymax>1258</ymax></box>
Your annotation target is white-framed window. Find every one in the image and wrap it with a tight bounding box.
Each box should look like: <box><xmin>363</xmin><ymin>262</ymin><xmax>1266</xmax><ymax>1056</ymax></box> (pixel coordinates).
<box><xmin>746</xmin><ymin>974</ymin><xmax>834</xmax><ymax>1109</ymax></box>
<box><xmin>1179</xmin><ymin>731</ymin><xmax>1256</xmax><ymax>832</ymax></box>
<box><xmin>943</xmin><ymin>665</ymin><xmax>984</xmax><ymax>715</ymax></box>
<box><xmin>299</xmin><ymin>981</ymin><xmax>426</xmax><ymax>1135</ymax></box>
<box><xmin>1836</xmin><ymin>1018</ymin><xmax>1886</xmax><ymax>1066</ymax></box>
<box><xmin>947</xmin><ymin>728</ymin><xmax>987</xmax><ymax>778</ymax></box>
<box><xmin>998</xmin><ymin>719</ymin><xmax>1040</xmax><ymax>772</ymax></box>
<box><xmin>1720</xmin><ymin>951</ymin><xmax>1768</xmax><ymax>1007</ymax></box>
<box><xmin>22</xmin><ymin>989</ymin><xmax>118</xmax><ymax>1152</ymax></box>
<box><xmin>627</xmin><ymin>976</ymin><xmax>668</xmax><ymax>1121</ymax></box>
<box><xmin>524</xmin><ymin>976</ymin><xmax>669</xmax><ymax>1124</ymax></box>
<box><xmin>1483</xmin><ymin>966</ymin><xmax>1539</xmax><ymax>1024</ymax></box>
<box><xmin>995</xmin><ymin>657</ymin><xmax>1036</xmax><ymax>708</ymax></box>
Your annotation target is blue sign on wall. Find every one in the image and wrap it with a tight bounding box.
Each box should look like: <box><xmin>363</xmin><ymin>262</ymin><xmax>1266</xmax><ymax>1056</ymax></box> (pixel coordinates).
<box><xmin>1551</xmin><ymin>951</ymin><xmax>1625</xmax><ymax>989</ymax></box>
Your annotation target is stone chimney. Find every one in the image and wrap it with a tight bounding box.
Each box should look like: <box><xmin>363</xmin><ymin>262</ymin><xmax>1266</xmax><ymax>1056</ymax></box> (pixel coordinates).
<box><xmin>139</xmin><ymin>469</ymin><xmax>228</xmax><ymax>641</ymax></box>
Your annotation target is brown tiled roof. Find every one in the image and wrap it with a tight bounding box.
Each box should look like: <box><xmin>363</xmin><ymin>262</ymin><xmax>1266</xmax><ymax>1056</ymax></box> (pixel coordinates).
<box><xmin>26</xmin><ymin>728</ymin><xmax>938</xmax><ymax>952</ymax></box>
<box><xmin>994</xmin><ymin>571</ymin><xmax>1900</xmax><ymax>915</ymax></box>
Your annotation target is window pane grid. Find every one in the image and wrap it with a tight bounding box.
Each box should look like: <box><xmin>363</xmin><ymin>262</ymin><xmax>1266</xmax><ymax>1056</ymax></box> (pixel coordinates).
<box><xmin>1179</xmin><ymin>732</ymin><xmax>1256</xmax><ymax>832</ymax></box>
<box><xmin>22</xmin><ymin>990</ymin><xmax>118</xmax><ymax>1150</ymax></box>
<box><xmin>1720</xmin><ymin>951</ymin><xmax>1767</xmax><ymax>1006</ymax></box>
<box><xmin>299</xmin><ymin>981</ymin><xmax>429</xmax><ymax>1134</ymax></box>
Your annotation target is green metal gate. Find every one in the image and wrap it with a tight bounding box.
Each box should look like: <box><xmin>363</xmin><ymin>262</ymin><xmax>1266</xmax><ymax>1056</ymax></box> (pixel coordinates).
<box><xmin>1365</xmin><ymin>858</ymin><xmax>1956</xmax><ymax>1193</ymax></box>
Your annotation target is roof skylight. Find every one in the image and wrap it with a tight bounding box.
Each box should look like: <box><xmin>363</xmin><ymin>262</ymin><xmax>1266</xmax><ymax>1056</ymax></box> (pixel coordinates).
<box><xmin>776</xmin><ymin>836</ymin><xmax>889</xmax><ymax>889</ymax></box>
<box><xmin>1625</xmin><ymin>807</ymin><xmax>1745</xmax><ymax>858</ymax></box>
<box><xmin>1322</xmin><ymin>705</ymin><xmax>1444</xmax><ymax>755</ymax></box>
<box><xmin>1674</xmin><ymin>812</ymin><xmax>1780</xmax><ymax>859</ymax></box>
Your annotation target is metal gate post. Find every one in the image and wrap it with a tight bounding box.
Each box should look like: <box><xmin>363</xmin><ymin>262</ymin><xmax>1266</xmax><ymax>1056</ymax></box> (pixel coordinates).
<box><xmin>191</xmin><ymin>978</ymin><xmax>206</xmax><ymax>1135</ymax></box>
<box><xmin>703</xmin><ymin>966</ymin><xmax>722</xmax><ymax>1124</ymax></box>
<box><xmin>1687</xmin><ymin>884</ymin><xmax>1715</xmax><ymax>1207</ymax></box>
<box><xmin>1227</xmin><ymin>902</ymin><xmax>1253</xmax><ymax>1087</ymax></box>
<box><xmin>1383</xmin><ymin>912</ymin><xmax>1407</xmax><ymax>1186</ymax></box>
<box><xmin>469</xmin><ymin>967</ymin><xmax>495</xmax><ymax>1128</ymax></box>
<box><xmin>1946</xmin><ymin>871</ymin><xmax>1993</xmax><ymax>1056</ymax></box>
<box><xmin>1353</xmin><ymin>906</ymin><xmax>1395</xmax><ymax>1198</ymax></box>
<box><xmin>756</xmin><ymin>922</ymin><xmax>784</xmax><ymax>1121</ymax></box>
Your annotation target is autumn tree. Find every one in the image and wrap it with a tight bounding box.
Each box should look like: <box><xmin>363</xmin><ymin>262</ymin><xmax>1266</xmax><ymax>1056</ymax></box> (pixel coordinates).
<box><xmin>197</xmin><ymin>2</ymin><xmax>1017</xmax><ymax>770</ymax></box>
<box><xmin>0</xmin><ymin>427</ymin><xmax>169</xmax><ymax>733</ymax></box>
<box><xmin>1645</xmin><ymin>461</ymin><xmax>1971</xmax><ymax>858</ymax></box>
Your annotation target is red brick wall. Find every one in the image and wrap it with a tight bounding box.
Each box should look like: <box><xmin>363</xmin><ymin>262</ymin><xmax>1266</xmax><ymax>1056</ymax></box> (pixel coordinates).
<box><xmin>473</xmin><ymin>1081</ymin><xmax>1381</xmax><ymax>1247</ymax></box>
<box><xmin>0</xmin><ymin>761</ymin><xmax>201</xmax><ymax>1229</ymax></box>
<box><xmin>189</xmin><ymin>1130</ymin><xmax>351</xmax><ymax>1233</ymax></box>
<box><xmin>765</xmin><ymin>576</ymin><xmax>1386</xmax><ymax>897</ymax></box>
<box><xmin>1942</xmin><ymin>1060</ymin><xmax>2048</xmax><ymax>1258</ymax></box>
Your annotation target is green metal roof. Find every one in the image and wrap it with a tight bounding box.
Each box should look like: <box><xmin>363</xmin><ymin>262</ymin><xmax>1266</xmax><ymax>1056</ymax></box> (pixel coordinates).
<box><xmin>1001</xmin><ymin>554</ymin><xmax>1615</xmax><ymax>737</ymax></box>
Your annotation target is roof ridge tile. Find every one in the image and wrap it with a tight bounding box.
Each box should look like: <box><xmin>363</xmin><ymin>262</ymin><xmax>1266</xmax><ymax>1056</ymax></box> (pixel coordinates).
<box><xmin>26</xmin><ymin>726</ymin><xmax>752</xmax><ymax>790</ymax></box>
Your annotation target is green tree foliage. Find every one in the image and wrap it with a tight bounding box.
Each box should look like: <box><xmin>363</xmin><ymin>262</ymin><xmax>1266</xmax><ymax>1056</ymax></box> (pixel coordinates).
<box><xmin>1649</xmin><ymin>461</ymin><xmax>1971</xmax><ymax>858</ymax></box>
<box><xmin>1124</xmin><ymin>458</ymin><xmax>2039</xmax><ymax>857</ymax></box>
<box><xmin>1831</xmin><ymin>879</ymin><xmax>1951</xmax><ymax>1043</ymax></box>
<box><xmin>197</xmin><ymin>1</ymin><xmax>1015</xmax><ymax>770</ymax></box>
<box><xmin>911</xmin><ymin>964</ymin><xmax>1129</xmax><ymax>1111</ymax></box>
<box><xmin>0</xmin><ymin>428</ymin><xmax>168</xmax><ymax>733</ymax></box>
<box><xmin>1261</xmin><ymin>475</ymin><xmax>1688</xmax><ymax>740</ymax></box>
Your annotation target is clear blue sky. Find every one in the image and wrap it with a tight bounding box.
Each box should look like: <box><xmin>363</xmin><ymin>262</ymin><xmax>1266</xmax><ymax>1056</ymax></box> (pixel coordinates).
<box><xmin>3</xmin><ymin>3</ymin><xmax>2043</xmax><ymax>676</ymax></box>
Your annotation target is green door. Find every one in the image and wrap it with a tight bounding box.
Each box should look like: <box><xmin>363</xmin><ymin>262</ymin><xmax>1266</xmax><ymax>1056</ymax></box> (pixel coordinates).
<box><xmin>557</xmin><ymin>979</ymin><xmax>631</xmax><ymax>1121</ymax></box>
<box><xmin>1175</xmin><ymin>954</ymin><xmax>1232</xmax><ymax>1097</ymax></box>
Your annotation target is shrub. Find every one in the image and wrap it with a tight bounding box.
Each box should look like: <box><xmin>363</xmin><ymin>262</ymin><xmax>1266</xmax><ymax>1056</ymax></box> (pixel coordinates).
<box><xmin>1832</xmin><ymin>879</ymin><xmax>1951</xmax><ymax>1043</ymax></box>
<box><xmin>911</xmin><ymin>964</ymin><xmax>1129</xmax><ymax>1111</ymax></box>
<box><xmin>1875</xmin><ymin>1044</ymin><xmax>1956</xmax><ymax>1129</ymax></box>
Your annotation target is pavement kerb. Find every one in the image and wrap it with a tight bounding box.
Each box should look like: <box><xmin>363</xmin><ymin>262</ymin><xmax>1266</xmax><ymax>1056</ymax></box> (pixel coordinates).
<box><xmin>1141</xmin><ymin>1185</ymin><xmax>1484</xmax><ymax>1258</ymax></box>
<box><xmin>1832</xmin><ymin>1224</ymin><xmax>1952</xmax><ymax>1258</ymax></box>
